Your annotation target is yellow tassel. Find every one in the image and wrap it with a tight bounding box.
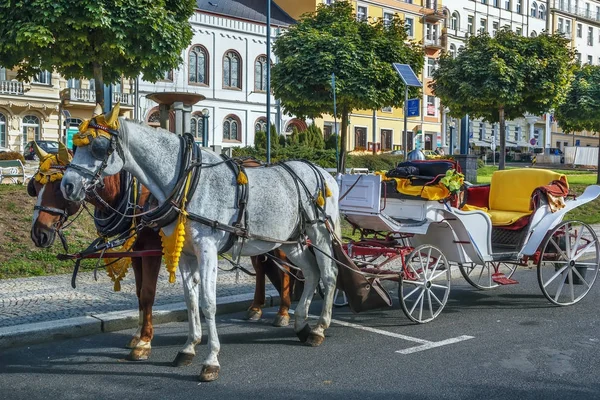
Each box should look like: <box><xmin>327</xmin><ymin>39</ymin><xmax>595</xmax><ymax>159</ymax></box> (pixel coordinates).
<box><xmin>39</xmin><ymin>156</ymin><xmax>54</xmax><ymax>172</ymax></box>
<box><xmin>325</xmin><ymin>184</ymin><xmax>332</xmax><ymax>198</ymax></box>
<box><xmin>237</xmin><ymin>170</ymin><xmax>248</xmax><ymax>185</ymax></box>
<box><xmin>169</xmin><ymin>272</ymin><xmax>176</xmax><ymax>283</ymax></box>
<box><xmin>316</xmin><ymin>191</ymin><xmax>325</xmax><ymax>207</ymax></box>
<box><xmin>114</xmin><ymin>280</ymin><xmax>121</xmax><ymax>292</ymax></box>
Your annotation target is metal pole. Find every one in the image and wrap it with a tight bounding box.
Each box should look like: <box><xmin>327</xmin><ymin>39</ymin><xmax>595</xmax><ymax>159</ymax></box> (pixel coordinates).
<box><xmin>266</xmin><ymin>0</ymin><xmax>271</xmax><ymax>163</ymax></box>
<box><xmin>403</xmin><ymin>85</ymin><xmax>408</xmax><ymax>156</ymax></box>
<box><xmin>372</xmin><ymin>109</ymin><xmax>377</xmax><ymax>155</ymax></box>
<box><xmin>103</xmin><ymin>84</ymin><xmax>113</xmax><ymax>114</ymax></box>
<box><xmin>332</xmin><ymin>73</ymin><xmax>339</xmax><ymax>172</ymax></box>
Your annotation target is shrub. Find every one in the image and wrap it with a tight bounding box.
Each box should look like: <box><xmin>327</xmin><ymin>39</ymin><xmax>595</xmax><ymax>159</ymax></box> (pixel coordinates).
<box><xmin>0</xmin><ymin>151</ymin><xmax>25</xmax><ymax>162</ymax></box>
<box><xmin>346</xmin><ymin>154</ymin><xmax>403</xmax><ymax>172</ymax></box>
<box><xmin>477</xmin><ymin>158</ymin><xmax>485</xmax><ymax>169</ymax></box>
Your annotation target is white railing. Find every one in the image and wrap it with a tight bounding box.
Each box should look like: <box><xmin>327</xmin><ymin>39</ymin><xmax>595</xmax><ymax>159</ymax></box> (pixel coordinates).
<box><xmin>424</xmin><ymin>37</ymin><xmax>442</xmax><ymax>47</ymax></box>
<box><xmin>62</xmin><ymin>88</ymin><xmax>134</xmax><ymax>106</ymax></box>
<box><xmin>112</xmin><ymin>92</ymin><xmax>133</xmax><ymax>106</ymax></box>
<box><xmin>552</xmin><ymin>0</ymin><xmax>600</xmax><ymax>21</ymax></box>
<box><xmin>0</xmin><ymin>80</ymin><xmax>24</xmax><ymax>95</ymax></box>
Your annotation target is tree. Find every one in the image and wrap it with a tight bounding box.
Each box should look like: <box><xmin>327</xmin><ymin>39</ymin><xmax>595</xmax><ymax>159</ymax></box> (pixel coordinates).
<box><xmin>0</xmin><ymin>0</ymin><xmax>195</xmax><ymax>108</ymax></box>
<box><xmin>555</xmin><ymin>65</ymin><xmax>600</xmax><ymax>183</ymax></box>
<box><xmin>272</xmin><ymin>1</ymin><xmax>423</xmax><ymax>172</ymax></box>
<box><xmin>432</xmin><ymin>29</ymin><xmax>574</xmax><ymax>170</ymax></box>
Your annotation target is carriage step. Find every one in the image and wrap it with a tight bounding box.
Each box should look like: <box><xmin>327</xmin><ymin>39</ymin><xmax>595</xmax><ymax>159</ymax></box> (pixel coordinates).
<box><xmin>492</xmin><ymin>273</ymin><xmax>519</xmax><ymax>285</ymax></box>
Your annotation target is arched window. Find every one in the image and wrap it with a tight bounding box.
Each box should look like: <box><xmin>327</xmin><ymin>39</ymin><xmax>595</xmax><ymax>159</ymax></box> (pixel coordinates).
<box><xmin>223</xmin><ymin>115</ymin><xmax>241</xmax><ymax>141</ymax></box>
<box><xmin>530</xmin><ymin>30</ymin><xmax>538</xmax><ymax>37</ymax></box>
<box><xmin>147</xmin><ymin>111</ymin><xmax>161</xmax><ymax>127</ymax></box>
<box><xmin>285</xmin><ymin>119</ymin><xmax>307</xmax><ymax>133</ymax></box>
<box><xmin>450</xmin><ymin>12</ymin><xmax>459</xmax><ymax>31</ymax></box>
<box><xmin>449</xmin><ymin>44</ymin><xmax>457</xmax><ymax>58</ymax></box>
<box><xmin>191</xmin><ymin>112</ymin><xmax>204</xmax><ymax>144</ymax></box>
<box><xmin>255</xmin><ymin>117</ymin><xmax>267</xmax><ymax>133</ymax></box>
<box><xmin>0</xmin><ymin>112</ymin><xmax>6</xmax><ymax>148</ymax></box>
<box><xmin>538</xmin><ymin>4</ymin><xmax>546</xmax><ymax>19</ymax></box>
<box><xmin>189</xmin><ymin>45</ymin><xmax>209</xmax><ymax>85</ymax></box>
<box><xmin>530</xmin><ymin>2</ymin><xmax>537</xmax><ymax>17</ymax></box>
<box><xmin>223</xmin><ymin>51</ymin><xmax>242</xmax><ymax>89</ymax></box>
<box><xmin>22</xmin><ymin>115</ymin><xmax>40</xmax><ymax>148</ymax></box>
<box><xmin>254</xmin><ymin>55</ymin><xmax>268</xmax><ymax>92</ymax></box>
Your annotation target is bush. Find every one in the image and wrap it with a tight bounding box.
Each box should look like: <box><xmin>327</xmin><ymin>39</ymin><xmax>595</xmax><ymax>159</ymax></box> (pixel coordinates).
<box><xmin>477</xmin><ymin>158</ymin><xmax>485</xmax><ymax>169</ymax></box>
<box><xmin>0</xmin><ymin>151</ymin><xmax>25</xmax><ymax>162</ymax></box>
<box><xmin>346</xmin><ymin>154</ymin><xmax>403</xmax><ymax>172</ymax></box>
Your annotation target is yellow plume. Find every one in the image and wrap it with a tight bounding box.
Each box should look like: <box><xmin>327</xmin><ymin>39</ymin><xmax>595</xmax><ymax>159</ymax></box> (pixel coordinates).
<box><xmin>237</xmin><ymin>170</ymin><xmax>248</xmax><ymax>185</ymax></box>
<box><xmin>316</xmin><ymin>191</ymin><xmax>325</xmax><ymax>207</ymax></box>
<box><xmin>325</xmin><ymin>184</ymin><xmax>332</xmax><ymax>198</ymax></box>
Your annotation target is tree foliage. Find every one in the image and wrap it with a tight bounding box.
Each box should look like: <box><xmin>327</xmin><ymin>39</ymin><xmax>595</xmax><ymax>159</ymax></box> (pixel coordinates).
<box><xmin>0</xmin><ymin>0</ymin><xmax>195</xmax><ymax>107</ymax></box>
<box><xmin>272</xmin><ymin>0</ymin><xmax>424</xmax><ymax>172</ymax></box>
<box><xmin>432</xmin><ymin>28</ymin><xmax>574</xmax><ymax>169</ymax></box>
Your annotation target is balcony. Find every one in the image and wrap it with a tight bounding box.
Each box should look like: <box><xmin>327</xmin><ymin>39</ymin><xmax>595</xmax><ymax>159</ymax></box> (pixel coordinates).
<box><xmin>422</xmin><ymin>0</ymin><xmax>445</xmax><ymax>22</ymax></box>
<box><xmin>423</xmin><ymin>37</ymin><xmax>444</xmax><ymax>50</ymax></box>
<box><xmin>0</xmin><ymin>80</ymin><xmax>24</xmax><ymax>96</ymax></box>
<box><xmin>61</xmin><ymin>88</ymin><xmax>134</xmax><ymax>107</ymax></box>
<box><xmin>551</xmin><ymin>0</ymin><xmax>600</xmax><ymax>23</ymax></box>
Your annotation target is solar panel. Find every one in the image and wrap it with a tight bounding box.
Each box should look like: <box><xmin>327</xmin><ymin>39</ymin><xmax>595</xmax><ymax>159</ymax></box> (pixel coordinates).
<box><xmin>393</xmin><ymin>63</ymin><xmax>422</xmax><ymax>87</ymax></box>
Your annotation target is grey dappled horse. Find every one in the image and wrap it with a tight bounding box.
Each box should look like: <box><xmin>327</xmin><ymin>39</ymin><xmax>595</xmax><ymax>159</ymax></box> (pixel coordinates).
<box><xmin>61</xmin><ymin>105</ymin><xmax>341</xmax><ymax>382</ymax></box>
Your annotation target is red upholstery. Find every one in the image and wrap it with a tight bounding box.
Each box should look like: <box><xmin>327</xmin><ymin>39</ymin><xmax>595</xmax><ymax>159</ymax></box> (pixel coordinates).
<box><xmin>464</xmin><ymin>185</ymin><xmax>490</xmax><ymax>209</ymax></box>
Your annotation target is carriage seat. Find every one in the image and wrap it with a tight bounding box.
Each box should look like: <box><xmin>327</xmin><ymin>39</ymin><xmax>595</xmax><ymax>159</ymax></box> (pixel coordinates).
<box><xmin>464</xmin><ymin>169</ymin><xmax>567</xmax><ymax>227</ymax></box>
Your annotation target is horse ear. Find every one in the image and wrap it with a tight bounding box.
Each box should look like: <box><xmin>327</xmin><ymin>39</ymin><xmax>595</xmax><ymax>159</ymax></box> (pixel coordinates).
<box><xmin>104</xmin><ymin>102</ymin><xmax>120</xmax><ymax>128</ymax></box>
<box><xmin>33</xmin><ymin>141</ymin><xmax>48</xmax><ymax>161</ymax></box>
<box><xmin>92</xmin><ymin>103</ymin><xmax>103</xmax><ymax>117</ymax></box>
<box><xmin>58</xmin><ymin>142</ymin><xmax>71</xmax><ymax>164</ymax></box>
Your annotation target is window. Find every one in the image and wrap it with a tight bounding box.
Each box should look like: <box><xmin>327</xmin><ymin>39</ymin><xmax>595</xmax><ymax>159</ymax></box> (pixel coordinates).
<box><xmin>493</xmin><ymin>0</ymin><xmax>499</xmax><ymax>6</ymax></box>
<box><xmin>112</xmin><ymin>80</ymin><xmax>122</xmax><ymax>94</ymax></box>
<box><xmin>586</xmin><ymin>3</ymin><xmax>591</xmax><ymax>17</ymax></box>
<box><xmin>450</xmin><ymin>12</ymin><xmax>459</xmax><ymax>31</ymax></box>
<box><xmin>479</xmin><ymin>123</ymin><xmax>485</xmax><ymax>140</ymax></box>
<box><xmin>481</xmin><ymin>0</ymin><xmax>487</xmax><ymax>4</ymax></box>
<box><xmin>427</xmin><ymin>96</ymin><xmax>436</xmax><ymax>116</ymax></box>
<box><xmin>223</xmin><ymin>51</ymin><xmax>241</xmax><ymax>89</ymax></box>
<box><xmin>516</xmin><ymin>0</ymin><xmax>522</xmax><ymax>13</ymax></box>
<box><xmin>254</xmin><ymin>117</ymin><xmax>267</xmax><ymax>133</ymax></box>
<box><xmin>381</xmin><ymin>106</ymin><xmax>392</xmax><ymax>112</ymax></box>
<box><xmin>577</xmin><ymin>23</ymin><xmax>582</xmax><ymax>38</ymax></box>
<box><xmin>0</xmin><ymin>113</ymin><xmax>5</xmax><ymax>148</ymax></box>
<box><xmin>530</xmin><ymin>2</ymin><xmax>537</xmax><ymax>17</ymax></box>
<box><xmin>480</xmin><ymin>18</ymin><xmax>487</xmax><ymax>34</ymax></box>
<box><xmin>467</xmin><ymin>15</ymin><xmax>474</xmax><ymax>35</ymax></box>
<box><xmin>539</xmin><ymin>4</ymin><xmax>546</xmax><ymax>19</ymax></box>
<box><xmin>426</xmin><ymin>58</ymin><xmax>437</xmax><ymax>77</ymax></box>
<box><xmin>67</xmin><ymin>78</ymin><xmax>80</xmax><ymax>89</ymax></box>
<box><xmin>505</xmin><ymin>0</ymin><xmax>511</xmax><ymax>11</ymax></box>
<box><xmin>514</xmin><ymin>126</ymin><xmax>520</xmax><ymax>142</ymax></box>
<box><xmin>147</xmin><ymin>110</ymin><xmax>161</xmax><ymax>127</ymax></box>
<box><xmin>223</xmin><ymin>115</ymin><xmax>241</xmax><ymax>141</ymax></box>
<box><xmin>588</xmin><ymin>27</ymin><xmax>594</xmax><ymax>45</ymax></box>
<box><xmin>516</xmin><ymin>27</ymin><xmax>522</xmax><ymax>36</ymax></box>
<box><xmin>381</xmin><ymin>129</ymin><xmax>393</xmax><ymax>150</ymax></box>
<box><xmin>22</xmin><ymin>115</ymin><xmax>40</xmax><ymax>148</ymax></box>
<box><xmin>190</xmin><ymin>113</ymin><xmax>205</xmax><ymax>144</ymax></box>
<box><xmin>493</xmin><ymin>21</ymin><xmax>499</xmax><ymax>36</ymax></box>
<box><xmin>565</xmin><ymin>20</ymin><xmax>572</xmax><ymax>35</ymax></box>
<box><xmin>597</xmin><ymin>6</ymin><xmax>600</xmax><ymax>21</ymax></box>
<box><xmin>161</xmin><ymin>70</ymin><xmax>173</xmax><ymax>81</ymax></box>
<box><xmin>405</xmin><ymin>17</ymin><xmax>414</xmax><ymax>37</ymax></box>
<box><xmin>449</xmin><ymin>44</ymin><xmax>457</xmax><ymax>58</ymax></box>
<box><xmin>576</xmin><ymin>52</ymin><xmax>582</xmax><ymax>64</ymax></box>
<box><xmin>33</xmin><ymin>70</ymin><xmax>51</xmax><ymax>84</ymax></box>
<box><xmin>354</xmin><ymin>127</ymin><xmax>367</xmax><ymax>149</ymax></box>
<box><xmin>383</xmin><ymin>12</ymin><xmax>394</xmax><ymax>28</ymax></box>
<box><xmin>0</xmin><ymin>67</ymin><xmax>6</xmax><ymax>81</ymax></box>
<box><xmin>558</xmin><ymin>17</ymin><xmax>564</xmax><ymax>34</ymax></box>
<box><xmin>189</xmin><ymin>45</ymin><xmax>208</xmax><ymax>85</ymax></box>
<box><xmin>323</xmin><ymin>123</ymin><xmax>334</xmax><ymax>139</ymax></box>
<box><xmin>356</xmin><ymin>6</ymin><xmax>367</xmax><ymax>21</ymax></box>
<box><xmin>588</xmin><ymin>55</ymin><xmax>593</xmax><ymax>64</ymax></box>
<box><xmin>530</xmin><ymin>30</ymin><xmax>538</xmax><ymax>37</ymax></box>
<box><xmin>254</xmin><ymin>55</ymin><xmax>268</xmax><ymax>92</ymax></box>
<box><xmin>426</xmin><ymin>23</ymin><xmax>438</xmax><ymax>41</ymax></box>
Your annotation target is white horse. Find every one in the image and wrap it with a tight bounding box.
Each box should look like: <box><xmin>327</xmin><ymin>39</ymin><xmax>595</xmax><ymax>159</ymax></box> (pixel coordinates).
<box><xmin>61</xmin><ymin>105</ymin><xmax>341</xmax><ymax>382</ymax></box>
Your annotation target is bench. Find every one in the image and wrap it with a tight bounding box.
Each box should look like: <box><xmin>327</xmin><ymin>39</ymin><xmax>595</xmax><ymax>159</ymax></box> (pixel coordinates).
<box><xmin>0</xmin><ymin>159</ymin><xmax>26</xmax><ymax>184</ymax></box>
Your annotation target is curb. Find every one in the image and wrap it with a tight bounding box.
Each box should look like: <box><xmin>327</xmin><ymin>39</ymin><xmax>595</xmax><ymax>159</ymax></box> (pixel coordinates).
<box><xmin>0</xmin><ymin>290</ymin><xmax>281</xmax><ymax>350</ymax></box>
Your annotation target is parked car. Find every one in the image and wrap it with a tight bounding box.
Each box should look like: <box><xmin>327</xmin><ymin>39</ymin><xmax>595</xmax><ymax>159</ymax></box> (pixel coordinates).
<box><xmin>23</xmin><ymin>140</ymin><xmax>60</xmax><ymax>160</ymax></box>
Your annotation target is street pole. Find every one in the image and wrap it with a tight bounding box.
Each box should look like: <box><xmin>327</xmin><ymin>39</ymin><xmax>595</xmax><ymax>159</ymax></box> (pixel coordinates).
<box><xmin>266</xmin><ymin>0</ymin><xmax>271</xmax><ymax>163</ymax></box>
<box><xmin>403</xmin><ymin>85</ymin><xmax>408</xmax><ymax>155</ymax></box>
<box><xmin>103</xmin><ymin>84</ymin><xmax>113</xmax><ymax>114</ymax></box>
<box><xmin>372</xmin><ymin>109</ymin><xmax>377</xmax><ymax>155</ymax></box>
<box><xmin>332</xmin><ymin>73</ymin><xmax>339</xmax><ymax>172</ymax></box>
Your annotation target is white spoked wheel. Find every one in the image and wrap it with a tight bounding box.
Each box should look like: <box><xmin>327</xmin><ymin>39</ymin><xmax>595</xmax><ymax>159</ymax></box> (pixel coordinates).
<box><xmin>459</xmin><ymin>262</ymin><xmax>518</xmax><ymax>290</ymax></box>
<box><xmin>399</xmin><ymin>244</ymin><xmax>451</xmax><ymax>324</ymax></box>
<box><xmin>537</xmin><ymin>220</ymin><xmax>600</xmax><ymax>306</ymax></box>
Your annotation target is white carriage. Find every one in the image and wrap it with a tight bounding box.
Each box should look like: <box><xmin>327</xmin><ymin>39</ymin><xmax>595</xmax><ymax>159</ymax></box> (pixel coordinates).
<box><xmin>338</xmin><ymin>165</ymin><xmax>600</xmax><ymax>323</ymax></box>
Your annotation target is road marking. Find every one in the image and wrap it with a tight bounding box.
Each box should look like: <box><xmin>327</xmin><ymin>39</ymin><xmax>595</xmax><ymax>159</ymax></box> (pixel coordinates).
<box><xmin>328</xmin><ymin>317</ymin><xmax>430</xmax><ymax>344</ymax></box>
<box><xmin>395</xmin><ymin>335</ymin><xmax>475</xmax><ymax>354</ymax></box>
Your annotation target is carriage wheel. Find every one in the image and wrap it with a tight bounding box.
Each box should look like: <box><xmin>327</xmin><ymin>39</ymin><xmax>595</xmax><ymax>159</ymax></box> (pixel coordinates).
<box><xmin>316</xmin><ymin>282</ymin><xmax>348</xmax><ymax>307</ymax></box>
<box><xmin>399</xmin><ymin>244</ymin><xmax>451</xmax><ymax>324</ymax></box>
<box><xmin>537</xmin><ymin>220</ymin><xmax>600</xmax><ymax>306</ymax></box>
<box><xmin>459</xmin><ymin>262</ymin><xmax>518</xmax><ymax>290</ymax></box>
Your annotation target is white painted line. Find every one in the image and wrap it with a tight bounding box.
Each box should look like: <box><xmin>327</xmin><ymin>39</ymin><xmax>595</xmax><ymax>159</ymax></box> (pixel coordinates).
<box><xmin>328</xmin><ymin>317</ymin><xmax>430</xmax><ymax>344</ymax></box>
<box><xmin>396</xmin><ymin>335</ymin><xmax>475</xmax><ymax>354</ymax></box>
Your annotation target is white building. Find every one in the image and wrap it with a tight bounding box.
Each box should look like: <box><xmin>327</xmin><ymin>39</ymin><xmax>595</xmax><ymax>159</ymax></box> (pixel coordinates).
<box><xmin>137</xmin><ymin>0</ymin><xmax>304</xmax><ymax>150</ymax></box>
<box><xmin>550</xmin><ymin>0</ymin><xmax>600</xmax><ymax>65</ymax></box>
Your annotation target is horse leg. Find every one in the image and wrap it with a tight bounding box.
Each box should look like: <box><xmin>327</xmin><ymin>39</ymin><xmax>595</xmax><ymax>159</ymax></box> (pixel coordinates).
<box><xmin>126</xmin><ymin>258</ymin><xmax>144</xmax><ymax>349</ymax></box>
<box><xmin>247</xmin><ymin>255</ymin><xmax>265</xmax><ymax>321</ymax></box>
<box><xmin>281</xmin><ymin>244</ymin><xmax>320</xmax><ymax>343</ymax></box>
<box><xmin>172</xmin><ymin>254</ymin><xmax>203</xmax><ymax>367</ymax></box>
<box><xmin>128</xmin><ymin>254</ymin><xmax>161</xmax><ymax>361</ymax></box>
<box><xmin>197</xmin><ymin>241</ymin><xmax>221</xmax><ymax>382</ymax></box>
<box><xmin>268</xmin><ymin>249</ymin><xmax>290</xmax><ymax>327</ymax></box>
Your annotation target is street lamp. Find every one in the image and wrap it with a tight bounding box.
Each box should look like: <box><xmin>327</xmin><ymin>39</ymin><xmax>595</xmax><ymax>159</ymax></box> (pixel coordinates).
<box><xmin>201</xmin><ymin>108</ymin><xmax>210</xmax><ymax>147</ymax></box>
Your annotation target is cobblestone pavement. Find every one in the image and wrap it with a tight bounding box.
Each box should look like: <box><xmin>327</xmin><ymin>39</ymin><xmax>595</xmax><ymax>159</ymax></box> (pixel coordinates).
<box><xmin>0</xmin><ymin>258</ymin><xmax>265</xmax><ymax>328</ymax></box>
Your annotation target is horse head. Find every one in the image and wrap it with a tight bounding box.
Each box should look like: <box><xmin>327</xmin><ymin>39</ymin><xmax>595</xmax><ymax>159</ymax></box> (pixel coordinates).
<box><xmin>62</xmin><ymin>103</ymin><xmax>124</xmax><ymax>201</ymax></box>
<box><xmin>28</xmin><ymin>141</ymin><xmax>81</xmax><ymax>248</ymax></box>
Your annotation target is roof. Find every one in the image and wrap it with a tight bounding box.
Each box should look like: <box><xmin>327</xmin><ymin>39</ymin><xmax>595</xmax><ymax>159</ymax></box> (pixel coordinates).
<box><xmin>196</xmin><ymin>0</ymin><xmax>296</xmax><ymax>26</ymax></box>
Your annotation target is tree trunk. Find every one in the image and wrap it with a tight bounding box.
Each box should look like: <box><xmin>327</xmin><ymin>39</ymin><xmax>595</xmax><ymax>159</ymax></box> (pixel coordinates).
<box><xmin>93</xmin><ymin>62</ymin><xmax>104</xmax><ymax>110</ymax></box>
<box><xmin>339</xmin><ymin>107</ymin><xmax>349</xmax><ymax>173</ymax></box>
<box><xmin>498</xmin><ymin>106</ymin><xmax>506</xmax><ymax>170</ymax></box>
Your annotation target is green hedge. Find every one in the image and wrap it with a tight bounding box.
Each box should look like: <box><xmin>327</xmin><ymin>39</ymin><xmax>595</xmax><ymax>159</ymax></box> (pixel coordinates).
<box><xmin>0</xmin><ymin>151</ymin><xmax>25</xmax><ymax>162</ymax></box>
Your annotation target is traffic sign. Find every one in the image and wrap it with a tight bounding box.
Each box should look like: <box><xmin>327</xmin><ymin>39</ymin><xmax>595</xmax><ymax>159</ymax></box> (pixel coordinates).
<box><xmin>491</xmin><ymin>135</ymin><xmax>497</xmax><ymax>150</ymax></box>
<box><xmin>407</xmin><ymin>98</ymin><xmax>419</xmax><ymax>117</ymax></box>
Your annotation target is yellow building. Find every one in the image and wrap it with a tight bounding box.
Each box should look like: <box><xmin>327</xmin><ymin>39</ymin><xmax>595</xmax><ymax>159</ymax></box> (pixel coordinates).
<box><xmin>0</xmin><ymin>67</ymin><xmax>133</xmax><ymax>154</ymax></box>
<box><xmin>275</xmin><ymin>0</ymin><xmax>445</xmax><ymax>153</ymax></box>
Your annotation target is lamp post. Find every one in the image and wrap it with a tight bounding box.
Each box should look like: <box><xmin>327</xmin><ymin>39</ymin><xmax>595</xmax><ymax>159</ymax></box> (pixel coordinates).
<box><xmin>201</xmin><ymin>108</ymin><xmax>210</xmax><ymax>147</ymax></box>
<box><xmin>266</xmin><ymin>0</ymin><xmax>272</xmax><ymax>163</ymax></box>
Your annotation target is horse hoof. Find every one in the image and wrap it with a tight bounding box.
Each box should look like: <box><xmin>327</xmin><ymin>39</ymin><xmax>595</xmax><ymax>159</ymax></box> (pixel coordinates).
<box><xmin>199</xmin><ymin>365</ymin><xmax>220</xmax><ymax>382</ymax></box>
<box><xmin>296</xmin><ymin>324</ymin><xmax>311</xmax><ymax>343</ymax></box>
<box><xmin>125</xmin><ymin>336</ymin><xmax>140</xmax><ymax>349</ymax></box>
<box><xmin>306</xmin><ymin>333</ymin><xmax>325</xmax><ymax>347</ymax></box>
<box><xmin>246</xmin><ymin>308</ymin><xmax>262</xmax><ymax>321</ymax></box>
<box><xmin>272</xmin><ymin>315</ymin><xmax>290</xmax><ymax>327</ymax></box>
<box><xmin>127</xmin><ymin>346</ymin><xmax>151</xmax><ymax>361</ymax></box>
<box><xmin>172</xmin><ymin>352</ymin><xmax>195</xmax><ymax>367</ymax></box>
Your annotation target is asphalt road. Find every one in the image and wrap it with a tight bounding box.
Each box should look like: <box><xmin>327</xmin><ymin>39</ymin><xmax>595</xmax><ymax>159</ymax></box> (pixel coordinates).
<box><xmin>1</xmin><ymin>269</ymin><xmax>599</xmax><ymax>400</ymax></box>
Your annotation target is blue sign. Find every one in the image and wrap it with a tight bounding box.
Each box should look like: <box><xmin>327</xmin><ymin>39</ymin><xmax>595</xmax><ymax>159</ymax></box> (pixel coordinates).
<box><xmin>407</xmin><ymin>99</ymin><xmax>420</xmax><ymax>117</ymax></box>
